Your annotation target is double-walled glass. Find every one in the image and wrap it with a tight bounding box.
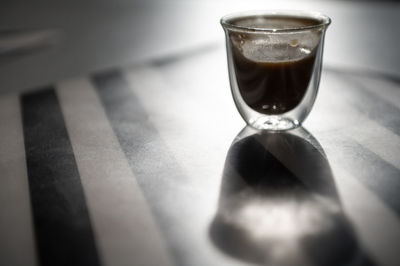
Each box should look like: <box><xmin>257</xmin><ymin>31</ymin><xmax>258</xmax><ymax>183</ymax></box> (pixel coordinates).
<box><xmin>221</xmin><ymin>11</ymin><xmax>331</xmax><ymax>130</ymax></box>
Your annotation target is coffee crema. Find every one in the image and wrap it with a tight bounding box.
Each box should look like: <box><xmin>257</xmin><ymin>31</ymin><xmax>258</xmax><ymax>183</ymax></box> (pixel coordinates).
<box><xmin>229</xmin><ymin>15</ymin><xmax>322</xmax><ymax>30</ymax></box>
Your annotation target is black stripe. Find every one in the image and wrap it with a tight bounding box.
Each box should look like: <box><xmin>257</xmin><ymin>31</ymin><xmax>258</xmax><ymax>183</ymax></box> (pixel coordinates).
<box><xmin>21</xmin><ymin>87</ymin><xmax>101</xmax><ymax>266</ymax></box>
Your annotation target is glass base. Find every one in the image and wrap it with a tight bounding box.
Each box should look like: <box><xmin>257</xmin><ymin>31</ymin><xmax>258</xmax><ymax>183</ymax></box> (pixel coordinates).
<box><xmin>250</xmin><ymin>116</ymin><xmax>299</xmax><ymax>131</ymax></box>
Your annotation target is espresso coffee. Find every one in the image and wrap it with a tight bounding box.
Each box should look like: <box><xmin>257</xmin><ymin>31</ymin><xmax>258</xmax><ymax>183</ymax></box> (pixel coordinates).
<box><xmin>229</xmin><ymin>16</ymin><xmax>320</xmax><ymax>115</ymax></box>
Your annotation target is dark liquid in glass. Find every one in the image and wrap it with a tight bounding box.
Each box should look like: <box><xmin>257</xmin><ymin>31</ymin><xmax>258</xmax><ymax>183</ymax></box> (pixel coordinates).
<box><xmin>229</xmin><ymin>16</ymin><xmax>319</xmax><ymax>115</ymax></box>
<box><xmin>232</xmin><ymin>45</ymin><xmax>316</xmax><ymax>115</ymax></box>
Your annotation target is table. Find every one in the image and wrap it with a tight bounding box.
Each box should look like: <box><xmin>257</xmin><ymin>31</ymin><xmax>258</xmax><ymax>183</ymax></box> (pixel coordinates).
<box><xmin>1</xmin><ymin>1</ymin><xmax>400</xmax><ymax>266</ymax></box>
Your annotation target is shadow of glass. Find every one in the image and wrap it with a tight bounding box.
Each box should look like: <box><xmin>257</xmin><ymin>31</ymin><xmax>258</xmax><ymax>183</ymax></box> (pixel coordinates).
<box><xmin>210</xmin><ymin>126</ymin><xmax>375</xmax><ymax>266</ymax></box>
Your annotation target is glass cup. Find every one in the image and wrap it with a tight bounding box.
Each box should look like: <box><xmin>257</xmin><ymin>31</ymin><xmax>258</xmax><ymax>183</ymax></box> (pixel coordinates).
<box><xmin>221</xmin><ymin>11</ymin><xmax>331</xmax><ymax>131</ymax></box>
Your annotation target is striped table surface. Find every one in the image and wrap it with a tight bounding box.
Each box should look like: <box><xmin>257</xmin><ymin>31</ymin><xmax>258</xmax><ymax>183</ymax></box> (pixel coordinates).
<box><xmin>1</xmin><ymin>47</ymin><xmax>400</xmax><ymax>266</ymax></box>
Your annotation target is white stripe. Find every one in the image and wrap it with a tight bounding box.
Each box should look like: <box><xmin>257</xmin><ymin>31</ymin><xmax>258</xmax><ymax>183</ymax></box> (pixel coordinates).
<box><xmin>0</xmin><ymin>95</ymin><xmax>37</xmax><ymax>266</ymax></box>
<box><xmin>56</xmin><ymin>78</ymin><xmax>172</xmax><ymax>266</ymax></box>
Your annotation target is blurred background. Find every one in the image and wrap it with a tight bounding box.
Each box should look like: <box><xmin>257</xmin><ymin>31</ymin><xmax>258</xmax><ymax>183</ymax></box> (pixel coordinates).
<box><xmin>1</xmin><ymin>0</ymin><xmax>399</xmax><ymax>94</ymax></box>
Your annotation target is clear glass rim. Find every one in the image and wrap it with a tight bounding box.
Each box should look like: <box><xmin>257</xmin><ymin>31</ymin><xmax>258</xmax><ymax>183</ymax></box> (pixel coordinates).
<box><xmin>221</xmin><ymin>10</ymin><xmax>331</xmax><ymax>33</ymax></box>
